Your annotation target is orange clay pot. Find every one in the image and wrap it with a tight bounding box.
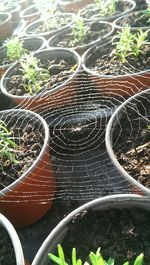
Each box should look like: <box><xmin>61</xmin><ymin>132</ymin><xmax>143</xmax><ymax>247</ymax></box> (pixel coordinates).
<box><xmin>0</xmin><ymin>12</ymin><xmax>12</xmax><ymax>39</ymax></box>
<box><xmin>0</xmin><ymin>109</ymin><xmax>55</xmax><ymax>228</ymax></box>
<box><xmin>82</xmin><ymin>42</ymin><xmax>150</xmax><ymax>98</ymax></box>
<box><xmin>1</xmin><ymin>48</ymin><xmax>81</xmax><ymax>113</ymax></box>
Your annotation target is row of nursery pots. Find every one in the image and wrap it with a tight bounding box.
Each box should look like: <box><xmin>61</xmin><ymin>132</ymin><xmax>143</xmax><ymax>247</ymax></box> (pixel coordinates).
<box><xmin>0</xmin><ymin>0</ymin><xmax>142</xmax><ymax>43</ymax></box>
<box><xmin>1</xmin><ymin>89</ymin><xmax>150</xmax><ymax>231</ymax></box>
<box><xmin>1</xmin><ymin>0</ymin><xmax>149</xmax><ymax>42</ymax></box>
<box><xmin>1</xmin><ymin>194</ymin><xmax>150</xmax><ymax>264</ymax></box>
<box><xmin>1</xmin><ymin>36</ymin><xmax>150</xmax><ymax>113</ymax></box>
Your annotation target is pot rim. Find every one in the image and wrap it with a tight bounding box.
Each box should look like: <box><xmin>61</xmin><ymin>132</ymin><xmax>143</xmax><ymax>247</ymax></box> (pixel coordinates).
<box><xmin>0</xmin><ymin>108</ymin><xmax>49</xmax><ymax>196</ymax></box>
<box><xmin>113</xmin><ymin>9</ymin><xmax>150</xmax><ymax>31</ymax></box>
<box><xmin>0</xmin><ymin>36</ymin><xmax>47</xmax><ymax>70</ymax></box>
<box><xmin>80</xmin><ymin>0</ymin><xmax>136</xmax><ymax>22</ymax></box>
<box><xmin>1</xmin><ymin>47</ymin><xmax>81</xmax><ymax>100</ymax></box>
<box><xmin>105</xmin><ymin>88</ymin><xmax>150</xmax><ymax>195</ymax></box>
<box><xmin>24</xmin><ymin>12</ymin><xmax>76</xmax><ymax>37</ymax></box>
<box><xmin>0</xmin><ymin>12</ymin><xmax>12</xmax><ymax>26</ymax></box>
<box><xmin>0</xmin><ymin>213</ymin><xmax>25</xmax><ymax>265</ymax></box>
<box><xmin>31</xmin><ymin>193</ymin><xmax>150</xmax><ymax>265</ymax></box>
<box><xmin>20</xmin><ymin>4</ymin><xmax>39</xmax><ymax>19</ymax></box>
<box><xmin>48</xmin><ymin>21</ymin><xmax>114</xmax><ymax>51</ymax></box>
<box><xmin>82</xmin><ymin>39</ymin><xmax>150</xmax><ymax>78</ymax></box>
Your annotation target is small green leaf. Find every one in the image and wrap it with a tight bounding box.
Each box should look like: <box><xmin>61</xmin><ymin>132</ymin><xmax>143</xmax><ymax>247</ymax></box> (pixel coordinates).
<box><xmin>134</xmin><ymin>254</ymin><xmax>144</xmax><ymax>265</ymax></box>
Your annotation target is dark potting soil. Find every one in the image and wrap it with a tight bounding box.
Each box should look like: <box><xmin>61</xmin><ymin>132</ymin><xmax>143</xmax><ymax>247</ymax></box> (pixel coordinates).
<box><xmin>86</xmin><ymin>43</ymin><xmax>150</xmax><ymax>75</ymax></box>
<box><xmin>0</xmin><ymin>122</ymin><xmax>43</xmax><ymax>190</ymax></box>
<box><xmin>113</xmin><ymin>120</ymin><xmax>150</xmax><ymax>189</ymax></box>
<box><xmin>50</xmin><ymin>22</ymin><xmax>111</xmax><ymax>48</ymax></box>
<box><xmin>0</xmin><ymin>226</ymin><xmax>16</xmax><ymax>265</ymax></box>
<box><xmin>30</xmin><ymin>14</ymin><xmax>72</xmax><ymax>34</ymax></box>
<box><xmin>7</xmin><ymin>57</ymin><xmax>76</xmax><ymax>96</ymax></box>
<box><xmin>58</xmin><ymin>208</ymin><xmax>150</xmax><ymax>265</ymax></box>
<box><xmin>80</xmin><ymin>0</ymin><xmax>132</xmax><ymax>20</ymax></box>
<box><xmin>116</xmin><ymin>10</ymin><xmax>150</xmax><ymax>28</ymax></box>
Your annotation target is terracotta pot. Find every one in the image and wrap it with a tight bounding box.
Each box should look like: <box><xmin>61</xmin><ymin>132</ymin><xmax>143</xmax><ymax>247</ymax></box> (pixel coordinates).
<box><xmin>61</xmin><ymin>0</ymin><xmax>94</xmax><ymax>13</ymax></box>
<box><xmin>31</xmin><ymin>194</ymin><xmax>150</xmax><ymax>265</ymax></box>
<box><xmin>0</xmin><ymin>213</ymin><xmax>25</xmax><ymax>264</ymax></box>
<box><xmin>105</xmin><ymin>89</ymin><xmax>150</xmax><ymax>195</ymax></box>
<box><xmin>0</xmin><ymin>12</ymin><xmax>12</xmax><ymax>39</ymax></box>
<box><xmin>20</xmin><ymin>4</ymin><xmax>40</xmax><ymax>24</ymax></box>
<box><xmin>0</xmin><ymin>36</ymin><xmax>47</xmax><ymax>78</ymax></box>
<box><xmin>24</xmin><ymin>13</ymin><xmax>75</xmax><ymax>40</ymax></box>
<box><xmin>82</xmin><ymin>40</ymin><xmax>150</xmax><ymax>98</ymax></box>
<box><xmin>48</xmin><ymin>21</ymin><xmax>114</xmax><ymax>55</ymax></box>
<box><xmin>113</xmin><ymin>9</ymin><xmax>150</xmax><ymax>31</ymax></box>
<box><xmin>79</xmin><ymin>0</ymin><xmax>136</xmax><ymax>22</ymax></box>
<box><xmin>1</xmin><ymin>48</ymin><xmax>81</xmax><ymax>113</ymax></box>
<box><xmin>0</xmin><ymin>109</ymin><xmax>55</xmax><ymax>228</ymax></box>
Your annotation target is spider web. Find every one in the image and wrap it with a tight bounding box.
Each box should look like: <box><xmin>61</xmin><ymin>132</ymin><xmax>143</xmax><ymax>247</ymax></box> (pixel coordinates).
<box><xmin>0</xmin><ymin>0</ymin><xmax>149</xmax><ymax>206</ymax></box>
<box><xmin>1</xmin><ymin>63</ymin><xmax>150</xmax><ymax>204</ymax></box>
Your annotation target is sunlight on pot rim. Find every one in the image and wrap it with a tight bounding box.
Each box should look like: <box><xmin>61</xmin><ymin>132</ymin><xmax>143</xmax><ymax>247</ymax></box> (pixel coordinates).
<box><xmin>0</xmin><ymin>108</ymin><xmax>49</xmax><ymax>196</ymax></box>
<box><xmin>48</xmin><ymin>21</ymin><xmax>114</xmax><ymax>51</ymax></box>
<box><xmin>0</xmin><ymin>12</ymin><xmax>12</xmax><ymax>26</ymax></box>
<box><xmin>24</xmin><ymin>12</ymin><xmax>76</xmax><ymax>38</ymax></box>
<box><xmin>80</xmin><ymin>0</ymin><xmax>136</xmax><ymax>21</ymax></box>
<box><xmin>113</xmin><ymin>9</ymin><xmax>150</xmax><ymax>31</ymax></box>
<box><xmin>1</xmin><ymin>47</ymin><xmax>81</xmax><ymax>100</ymax></box>
<box><xmin>105</xmin><ymin>88</ymin><xmax>150</xmax><ymax>195</ymax></box>
<box><xmin>82</xmin><ymin>39</ymin><xmax>150</xmax><ymax>78</ymax></box>
<box><xmin>0</xmin><ymin>213</ymin><xmax>25</xmax><ymax>265</ymax></box>
<box><xmin>31</xmin><ymin>194</ymin><xmax>150</xmax><ymax>265</ymax></box>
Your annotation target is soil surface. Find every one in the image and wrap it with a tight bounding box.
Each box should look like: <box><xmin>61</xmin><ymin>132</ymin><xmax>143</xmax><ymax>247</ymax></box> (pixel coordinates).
<box><xmin>7</xmin><ymin>56</ymin><xmax>76</xmax><ymax>96</ymax></box>
<box><xmin>0</xmin><ymin>121</ymin><xmax>43</xmax><ymax>190</ymax></box>
<box><xmin>0</xmin><ymin>226</ymin><xmax>16</xmax><ymax>265</ymax></box>
<box><xmin>49</xmin><ymin>22</ymin><xmax>111</xmax><ymax>48</ymax></box>
<box><xmin>80</xmin><ymin>0</ymin><xmax>132</xmax><ymax>20</ymax></box>
<box><xmin>113</xmin><ymin>117</ymin><xmax>150</xmax><ymax>189</ymax></box>
<box><xmin>116</xmin><ymin>10</ymin><xmax>150</xmax><ymax>28</ymax></box>
<box><xmin>29</xmin><ymin>14</ymin><xmax>72</xmax><ymax>34</ymax></box>
<box><xmin>59</xmin><ymin>207</ymin><xmax>150</xmax><ymax>265</ymax></box>
<box><xmin>85</xmin><ymin>42</ymin><xmax>150</xmax><ymax>75</ymax></box>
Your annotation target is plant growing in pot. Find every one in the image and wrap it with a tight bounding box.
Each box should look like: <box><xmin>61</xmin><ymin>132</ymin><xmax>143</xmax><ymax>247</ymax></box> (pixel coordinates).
<box><xmin>0</xmin><ymin>213</ymin><xmax>25</xmax><ymax>265</ymax></box>
<box><xmin>31</xmin><ymin>194</ymin><xmax>150</xmax><ymax>265</ymax></box>
<box><xmin>0</xmin><ymin>108</ymin><xmax>55</xmax><ymax>228</ymax></box>
<box><xmin>48</xmin><ymin>14</ymin><xmax>114</xmax><ymax>55</ymax></box>
<box><xmin>48</xmin><ymin>244</ymin><xmax>144</xmax><ymax>265</ymax></box>
<box><xmin>82</xmin><ymin>27</ymin><xmax>150</xmax><ymax>100</ymax></box>
<box><xmin>79</xmin><ymin>0</ymin><xmax>136</xmax><ymax>22</ymax></box>
<box><xmin>24</xmin><ymin>12</ymin><xmax>75</xmax><ymax>40</ymax></box>
<box><xmin>114</xmin><ymin>4</ymin><xmax>150</xmax><ymax>32</ymax></box>
<box><xmin>105</xmin><ymin>88</ymin><xmax>150</xmax><ymax>195</ymax></box>
<box><xmin>1</xmin><ymin>48</ymin><xmax>81</xmax><ymax>112</ymax></box>
<box><xmin>0</xmin><ymin>35</ymin><xmax>47</xmax><ymax>77</ymax></box>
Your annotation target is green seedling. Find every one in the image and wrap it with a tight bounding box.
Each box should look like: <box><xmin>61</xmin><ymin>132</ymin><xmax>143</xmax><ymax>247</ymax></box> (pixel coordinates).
<box><xmin>48</xmin><ymin>245</ymin><xmax>144</xmax><ymax>265</ymax></box>
<box><xmin>113</xmin><ymin>27</ymin><xmax>149</xmax><ymax>63</ymax></box>
<box><xmin>71</xmin><ymin>14</ymin><xmax>88</xmax><ymax>46</ymax></box>
<box><xmin>20</xmin><ymin>54</ymin><xmax>50</xmax><ymax>95</ymax></box>
<box><xmin>4</xmin><ymin>36</ymin><xmax>27</xmax><ymax>62</ymax></box>
<box><xmin>95</xmin><ymin>0</ymin><xmax>118</xmax><ymax>16</ymax></box>
<box><xmin>0</xmin><ymin>120</ymin><xmax>18</xmax><ymax>167</ymax></box>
